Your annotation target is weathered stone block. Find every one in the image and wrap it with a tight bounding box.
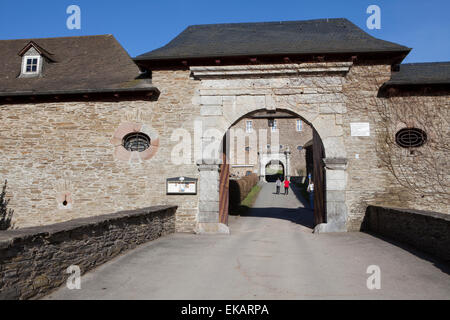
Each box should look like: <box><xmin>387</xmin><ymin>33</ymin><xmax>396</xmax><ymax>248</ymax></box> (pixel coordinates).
<box><xmin>200</xmin><ymin>95</ymin><xmax>223</xmax><ymax>106</ymax></box>
<box><xmin>326</xmin><ymin>179</ymin><xmax>346</xmax><ymax>191</ymax></box>
<box><xmin>197</xmin><ymin>211</ymin><xmax>219</xmax><ymax>223</ymax></box>
<box><xmin>319</xmin><ymin>103</ymin><xmax>347</xmax><ymax>114</ymax></box>
<box><xmin>201</xmin><ymin>105</ymin><xmax>223</xmax><ymax>116</ymax></box>
<box><xmin>326</xmin><ymin>170</ymin><xmax>345</xmax><ymax>181</ymax></box>
<box><xmin>195</xmin><ymin>223</ymin><xmax>230</xmax><ymax>234</ymax></box>
<box><xmin>198</xmin><ymin>200</ymin><xmax>219</xmax><ymax>213</ymax></box>
<box><xmin>326</xmin><ymin>190</ymin><xmax>346</xmax><ymax>202</ymax></box>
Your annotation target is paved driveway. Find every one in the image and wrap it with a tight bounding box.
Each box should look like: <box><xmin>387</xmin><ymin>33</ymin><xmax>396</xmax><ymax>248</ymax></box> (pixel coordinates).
<box><xmin>45</xmin><ymin>183</ymin><xmax>450</xmax><ymax>300</ymax></box>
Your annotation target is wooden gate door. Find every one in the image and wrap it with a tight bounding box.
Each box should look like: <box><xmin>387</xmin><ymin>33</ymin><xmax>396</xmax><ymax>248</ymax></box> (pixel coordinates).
<box><xmin>219</xmin><ymin>142</ymin><xmax>230</xmax><ymax>225</ymax></box>
<box><xmin>312</xmin><ymin>128</ymin><xmax>326</xmax><ymax>226</ymax></box>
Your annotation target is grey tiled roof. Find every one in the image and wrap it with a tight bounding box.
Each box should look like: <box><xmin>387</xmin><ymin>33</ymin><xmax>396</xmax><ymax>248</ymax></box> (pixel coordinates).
<box><xmin>386</xmin><ymin>62</ymin><xmax>450</xmax><ymax>86</ymax></box>
<box><xmin>0</xmin><ymin>35</ymin><xmax>157</xmax><ymax>97</ymax></box>
<box><xmin>136</xmin><ymin>18</ymin><xmax>410</xmax><ymax>61</ymax></box>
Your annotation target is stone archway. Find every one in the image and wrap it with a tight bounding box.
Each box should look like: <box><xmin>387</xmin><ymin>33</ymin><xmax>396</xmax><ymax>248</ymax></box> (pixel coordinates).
<box><xmin>193</xmin><ymin>62</ymin><xmax>351</xmax><ymax>234</ymax></box>
<box><xmin>264</xmin><ymin>159</ymin><xmax>285</xmax><ymax>182</ymax></box>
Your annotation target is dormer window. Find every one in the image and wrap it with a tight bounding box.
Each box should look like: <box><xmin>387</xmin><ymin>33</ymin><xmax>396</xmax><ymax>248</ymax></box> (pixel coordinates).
<box><xmin>18</xmin><ymin>41</ymin><xmax>55</xmax><ymax>78</ymax></box>
<box><xmin>23</xmin><ymin>56</ymin><xmax>41</xmax><ymax>74</ymax></box>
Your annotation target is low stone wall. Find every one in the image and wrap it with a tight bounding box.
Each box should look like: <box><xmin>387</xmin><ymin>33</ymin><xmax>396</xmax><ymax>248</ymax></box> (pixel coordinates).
<box><xmin>0</xmin><ymin>205</ymin><xmax>177</xmax><ymax>300</ymax></box>
<box><xmin>363</xmin><ymin>206</ymin><xmax>450</xmax><ymax>262</ymax></box>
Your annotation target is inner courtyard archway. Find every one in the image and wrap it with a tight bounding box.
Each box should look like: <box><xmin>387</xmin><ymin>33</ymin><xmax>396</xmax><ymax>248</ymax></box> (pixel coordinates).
<box><xmin>265</xmin><ymin>160</ymin><xmax>285</xmax><ymax>182</ymax></box>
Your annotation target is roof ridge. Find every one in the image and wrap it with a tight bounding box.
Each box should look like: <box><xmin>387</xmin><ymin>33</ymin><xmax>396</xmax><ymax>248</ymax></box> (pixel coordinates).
<box><xmin>185</xmin><ymin>18</ymin><xmax>350</xmax><ymax>29</ymax></box>
<box><xmin>0</xmin><ymin>34</ymin><xmax>113</xmax><ymax>42</ymax></box>
<box><xmin>401</xmin><ymin>61</ymin><xmax>450</xmax><ymax>66</ymax></box>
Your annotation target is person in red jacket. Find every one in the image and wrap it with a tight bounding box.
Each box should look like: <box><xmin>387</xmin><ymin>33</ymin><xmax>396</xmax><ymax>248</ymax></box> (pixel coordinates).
<box><xmin>284</xmin><ymin>178</ymin><xmax>290</xmax><ymax>195</ymax></box>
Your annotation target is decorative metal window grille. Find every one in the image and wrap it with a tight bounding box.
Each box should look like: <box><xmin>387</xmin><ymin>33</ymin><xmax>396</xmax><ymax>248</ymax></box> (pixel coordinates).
<box><xmin>123</xmin><ymin>132</ymin><xmax>151</xmax><ymax>152</ymax></box>
<box><xmin>395</xmin><ymin>128</ymin><xmax>427</xmax><ymax>148</ymax></box>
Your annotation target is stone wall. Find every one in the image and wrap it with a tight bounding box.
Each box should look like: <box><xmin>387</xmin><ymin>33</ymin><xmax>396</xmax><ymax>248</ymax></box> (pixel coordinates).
<box><xmin>342</xmin><ymin>64</ymin><xmax>450</xmax><ymax>231</ymax></box>
<box><xmin>0</xmin><ymin>205</ymin><xmax>177</xmax><ymax>300</ymax></box>
<box><xmin>363</xmin><ymin>206</ymin><xmax>450</xmax><ymax>262</ymax></box>
<box><xmin>342</xmin><ymin>64</ymin><xmax>393</xmax><ymax>231</ymax></box>
<box><xmin>0</xmin><ymin>70</ymin><xmax>200</xmax><ymax>233</ymax></box>
<box><xmin>147</xmin><ymin>70</ymin><xmax>201</xmax><ymax>232</ymax></box>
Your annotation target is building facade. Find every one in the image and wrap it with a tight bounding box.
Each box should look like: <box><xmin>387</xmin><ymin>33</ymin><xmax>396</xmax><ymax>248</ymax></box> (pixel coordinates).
<box><xmin>228</xmin><ymin>116</ymin><xmax>313</xmax><ymax>181</ymax></box>
<box><xmin>0</xmin><ymin>19</ymin><xmax>448</xmax><ymax>233</ymax></box>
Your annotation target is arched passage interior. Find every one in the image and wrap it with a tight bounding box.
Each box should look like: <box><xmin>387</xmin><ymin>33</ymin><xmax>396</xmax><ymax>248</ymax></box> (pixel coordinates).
<box><xmin>219</xmin><ymin>109</ymin><xmax>327</xmax><ymax>229</ymax></box>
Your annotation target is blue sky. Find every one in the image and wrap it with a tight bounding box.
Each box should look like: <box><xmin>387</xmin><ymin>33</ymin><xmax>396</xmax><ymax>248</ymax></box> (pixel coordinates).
<box><xmin>0</xmin><ymin>0</ymin><xmax>449</xmax><ymax>63</ymax></box>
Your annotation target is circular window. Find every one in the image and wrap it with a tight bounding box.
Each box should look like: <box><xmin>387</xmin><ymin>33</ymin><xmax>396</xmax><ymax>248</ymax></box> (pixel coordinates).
<box><xmin>123</xmin><ymin>132</ymin><xmax>151</xmax><ymax>152</ymax></box>
<box><xmin>395</xmin><ymin>128</ymin><xmax>427</xmax><ymax>148</ymax></box>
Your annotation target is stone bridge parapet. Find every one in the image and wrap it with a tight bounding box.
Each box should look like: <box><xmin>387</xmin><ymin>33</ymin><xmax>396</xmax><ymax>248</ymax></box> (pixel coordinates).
<box><xmin>0</xmin><ymin>205</ymin><xmax>177</xmax><ymax>300</ymax></box>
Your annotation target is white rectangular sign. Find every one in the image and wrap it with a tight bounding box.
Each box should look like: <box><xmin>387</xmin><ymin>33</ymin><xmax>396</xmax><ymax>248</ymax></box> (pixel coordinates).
<box><xmin>167</xmin><ymin>182</ymin><xmax>197</xmax><ymax>194</ymax></box>
<box><xmin>351</xmin><ymin>123</ymin><xmax>371</xmax><ymax>137</ymax></box>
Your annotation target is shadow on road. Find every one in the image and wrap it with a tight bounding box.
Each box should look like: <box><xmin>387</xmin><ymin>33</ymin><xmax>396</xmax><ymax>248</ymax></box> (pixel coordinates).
<box><xmin>245</xmin><ymin>207</ymin><xmax>315</xmax><ymax>230</ymax></box>
<box><xmin>238</xmin><ymin>183</ymin><xmax>315</xmax><ymax>230</ymax></box>
<box><xmin>290</xmin><ymin>184</ymin><xmax>312</xmax><ymax>209</ymax></box>
<box><xmin>363</xmin><ymin>231</ymin><xmax>450</xmax><ymax>276</ymax></box>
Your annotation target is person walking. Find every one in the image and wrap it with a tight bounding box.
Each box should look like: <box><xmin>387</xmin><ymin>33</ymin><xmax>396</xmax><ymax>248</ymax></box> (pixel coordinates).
<box><xmin>284</xmin><ymin>178</ymin><xmax>290</xmax><ymax>195</ymax></box>
<box><xmin>307</xmin><ymin>180</ymin><xmax>315</xmax><ymax>209</ymax></box>
<box><xmin>276</xmin><ymin>177</ymin><xmax>281</xmax><ymax>194</ymax></box>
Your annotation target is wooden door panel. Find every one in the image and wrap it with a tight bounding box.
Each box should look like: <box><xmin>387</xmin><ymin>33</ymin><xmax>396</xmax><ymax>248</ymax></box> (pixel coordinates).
<box><xmin>313</xmin><ymin>129</ymin><xmax>326</xmax><ymax>225</ymax></box>
<box><xmin>219</xmin><ymin>151</ymin><xmax>229</xmax><ymax>225</ymax></box>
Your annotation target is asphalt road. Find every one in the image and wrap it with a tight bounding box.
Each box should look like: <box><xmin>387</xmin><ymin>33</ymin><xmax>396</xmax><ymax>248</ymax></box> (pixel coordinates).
<box><xmin>44</xmin><ymin>183</ymin><xmax>450</xmax><ymax>300</ymax></box>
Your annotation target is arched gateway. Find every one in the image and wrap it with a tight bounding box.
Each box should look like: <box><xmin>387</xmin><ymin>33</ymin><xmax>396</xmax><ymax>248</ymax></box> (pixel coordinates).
<box><xmin>264</xmin><ymin>160</ymin><xmax>285</xmax><ymax>182</ymax></box>
<box><xmin>193</xmin><ymin>63</ymin><xmax>350</xmax><ymax>234</ymax></box>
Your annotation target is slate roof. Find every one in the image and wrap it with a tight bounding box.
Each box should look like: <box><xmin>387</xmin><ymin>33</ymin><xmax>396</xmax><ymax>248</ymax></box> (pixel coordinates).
<box><xmin>0</xmin><ymin>35</ymin><xmax>158</xmax><ymax>97</ymax></box>
<box><xmin>135</xmin><ymin>18</ymin><xmax>410</xmax><ymax>61</ymax></box>
<box><xmin>385</xmin><ymin>62</ymin><xmax>450</xmax><ymax>86</ymax></box>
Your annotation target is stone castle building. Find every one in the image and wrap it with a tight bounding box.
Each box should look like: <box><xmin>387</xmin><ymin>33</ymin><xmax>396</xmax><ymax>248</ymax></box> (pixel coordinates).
<box><xmin>228</xmin><ymin>115</ymin><xmax>313</xmax><ymax>181</ymax></box>
<box><xmin>0</xmin><ymin>18</ymin><xmax>448</xmax><ymax>233</ymax></box>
